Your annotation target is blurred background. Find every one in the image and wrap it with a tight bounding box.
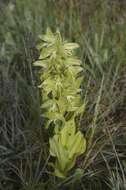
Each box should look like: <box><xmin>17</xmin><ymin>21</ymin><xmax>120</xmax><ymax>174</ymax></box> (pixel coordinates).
<box><xmin>0</xmin><ymin>0</ymin><xmax>126</xmax><ymax>189</ymax></box>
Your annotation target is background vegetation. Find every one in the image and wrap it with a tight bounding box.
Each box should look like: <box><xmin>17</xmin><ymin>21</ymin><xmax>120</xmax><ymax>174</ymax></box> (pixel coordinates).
<box><xmin>0</xmin><ymin>0</ymin><xmax>126</xmax><ymax>189</ymax></box>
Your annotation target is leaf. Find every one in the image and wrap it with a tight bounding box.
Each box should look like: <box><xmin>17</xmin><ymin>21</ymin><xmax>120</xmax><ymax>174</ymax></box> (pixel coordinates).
<box><xmin>66</xmin><ymin>58</ymin><xmax>81</xmax><ymax>66</ymax></box>
<box><xmin>49</xmin><ymin>122</ymin><xmax>86</xmax><ymax>178</ymax></box>
<box><xmin>60</xmin><ymin>119</ymin><xmax>75</xmax><ymax>147</ymax></box>
<box><xmin>54</xmin><ymin>167</ymin><xmax>66</xmax><ymax>178</ymax></box>
<box><xmin>41</xmin><ymin>99</ymin><xmax>54</xmax><ymax>109</ymax></box>
<box><xmin>39</xmin><ymin>28</ymin><xmax>54</xmax><ymax>43</ymax></box>
<box><xmin>69</xmin><ymin>131</ymin><xmax>86</xmax><ymax>159</ymax></box>
<box><xmin>33</xmin><ymin>60</ymin><xmax>47</xmax><ymax>68</ymax></box>
<box><xmin>64</xmin><ymin>43</ymin><xmax>79</xmax><ymax>50</ymax></box>
<box><xmin>49</xmin><ymin>135</ymin><xmax>59</xmax><ymax>157</ymax></box>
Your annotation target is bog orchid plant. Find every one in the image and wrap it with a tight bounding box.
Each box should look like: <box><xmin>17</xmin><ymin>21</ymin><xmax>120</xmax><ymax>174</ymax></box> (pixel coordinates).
<box><xmin>33</xmin><ymin>28</ymin><xmax>86</xmax><ymax>178</ymax></box>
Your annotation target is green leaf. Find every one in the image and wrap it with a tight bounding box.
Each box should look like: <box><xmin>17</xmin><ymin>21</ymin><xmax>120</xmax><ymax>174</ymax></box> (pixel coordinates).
<box><xmin>49</xmin><ymin>122</ymin><xmax>86</xmax><ymax>178</ymax></box>
<box><xmin>64</xmin><ymin>43</ymin><xmax>79</xmax><ymax>50</ymax></box>
<box><xmin>33</xmin><ymin>60</ymin><xmax>47</xmax><ymax>68</ymax></box>
<box><xmin>69</xmin><ymin>131</ymin><xmax>86</xmax><ymax>159</ymax></box>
